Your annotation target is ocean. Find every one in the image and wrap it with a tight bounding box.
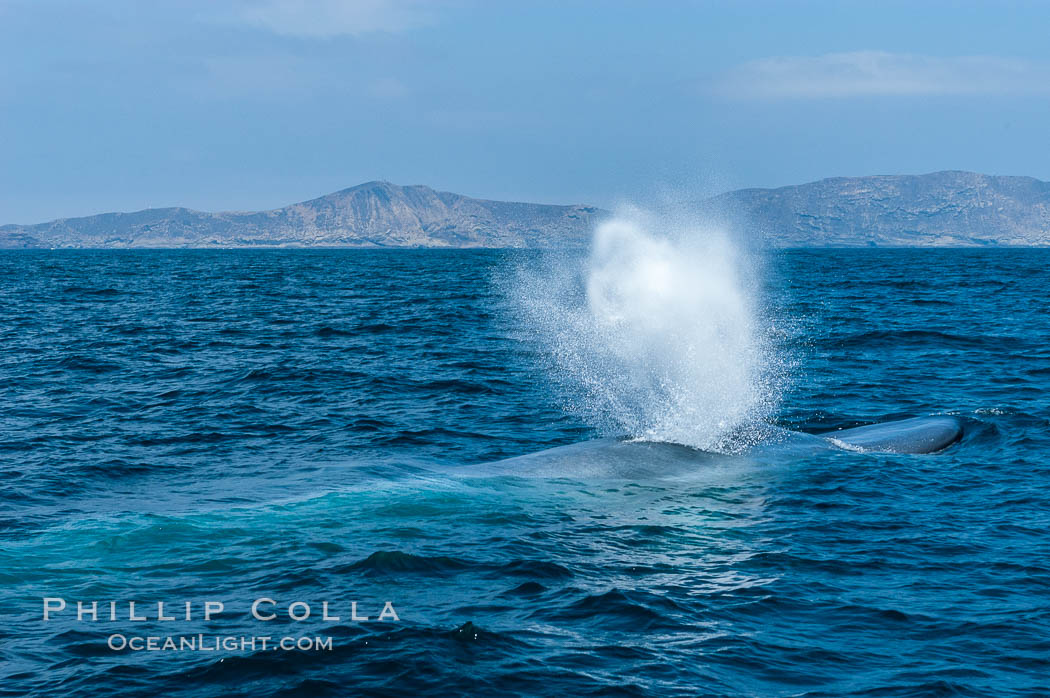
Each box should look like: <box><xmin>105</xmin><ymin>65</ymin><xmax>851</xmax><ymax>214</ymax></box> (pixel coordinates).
<box><xmin>2</xmin><ymin>245</ymin><xmax>1048</xmax><ymax>696</ymax></box>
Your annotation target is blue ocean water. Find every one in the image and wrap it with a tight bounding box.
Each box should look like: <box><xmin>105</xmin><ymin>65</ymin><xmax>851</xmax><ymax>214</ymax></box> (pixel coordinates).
<box><xmin>1</xmin><ymin>248</ymin><xmax>1048</xmax><ymax>696</ymax></box>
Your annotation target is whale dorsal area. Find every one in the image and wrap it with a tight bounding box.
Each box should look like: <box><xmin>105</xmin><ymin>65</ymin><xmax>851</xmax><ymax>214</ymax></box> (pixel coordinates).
<box><xmin>822</xmin><ymin>416</ymin><xmax>963</xmax><ymax>454</ymax></box>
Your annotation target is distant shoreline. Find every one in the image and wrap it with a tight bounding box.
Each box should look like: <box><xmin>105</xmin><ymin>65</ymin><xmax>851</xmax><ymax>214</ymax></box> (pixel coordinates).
<box><xmin>4</xmin><ymin>245</ymin><xmax>1049</xmax><ymax>251</ymax></box>
<box><xmin>4</xmin><ymin>171</ymin><xmax>1050</xmax><ymax>249</ymax></box>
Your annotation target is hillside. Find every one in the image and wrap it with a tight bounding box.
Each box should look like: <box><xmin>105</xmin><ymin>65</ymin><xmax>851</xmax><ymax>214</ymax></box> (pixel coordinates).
<box><xmin>3</xmin><ymin>171</ymin><xmax>1050</xmax><ymax>248</ymax></box>
<box><xmin>0</xmin><ymin>181</ymin><xmax>602</xmax><ymax>249</ymax></box>
<box><xmin>711</xmin><ymin>171</ymin><xmax>1050</xmax><ymax>246</ymax></box>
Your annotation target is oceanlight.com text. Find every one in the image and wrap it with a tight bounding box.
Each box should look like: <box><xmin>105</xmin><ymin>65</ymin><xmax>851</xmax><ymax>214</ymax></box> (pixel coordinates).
<box><xmin>107</xmin><ymin>634</ymin><xmax>334</xmax><ymax>652</ymax></box>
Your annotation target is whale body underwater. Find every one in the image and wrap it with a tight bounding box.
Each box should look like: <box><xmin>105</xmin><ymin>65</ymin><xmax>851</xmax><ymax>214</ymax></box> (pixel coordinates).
<box><xmin>463</xmin><ymin>416</ymin><xmax>964</xmax><ymax>479</ymax></box>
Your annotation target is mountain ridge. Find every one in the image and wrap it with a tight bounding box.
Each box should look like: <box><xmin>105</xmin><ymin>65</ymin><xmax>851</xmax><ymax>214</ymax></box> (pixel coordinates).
<box><xmin>3</xmin><ymin>171</ymin><xmax>1049</xmax><ymax>248</ymax></box>
<box><xmin>705</xmin><ymin>170</ymin><xmax>1050</xmax><ymax>246</ymax></box>
<box><xmin>0</xmin><ymin>180</ymin><xmax>603</xmax><ymax>249</ymax></box>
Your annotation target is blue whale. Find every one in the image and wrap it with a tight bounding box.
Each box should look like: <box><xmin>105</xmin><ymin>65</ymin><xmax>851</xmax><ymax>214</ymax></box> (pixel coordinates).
<box><xmin>462</xmin><ymin>416</ymin><xmax>963</xmax><ymax>479</ymax></box>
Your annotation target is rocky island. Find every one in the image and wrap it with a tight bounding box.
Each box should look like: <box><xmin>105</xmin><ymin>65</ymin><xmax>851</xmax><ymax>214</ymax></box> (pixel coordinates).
<box><xmin>2</xmin><ymin>171</ymin><xmax>1049</xmax><ymax>248</ymax></box>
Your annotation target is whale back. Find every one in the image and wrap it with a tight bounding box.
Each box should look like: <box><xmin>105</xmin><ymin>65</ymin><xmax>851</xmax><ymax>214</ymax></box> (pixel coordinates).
<box><xmin>459</xmin><ymin>416</ymin><xmax>964</xmax><ymax>479</ymax></box>
<box><xmin>466</xmin><ymin>437</ymin><xmax>727</xmax><ymax>479</ymax></box>
<box><xmin>820</xmin><ymin>416</ymin><xmax>963</xmax><ymax>454</ymax></box>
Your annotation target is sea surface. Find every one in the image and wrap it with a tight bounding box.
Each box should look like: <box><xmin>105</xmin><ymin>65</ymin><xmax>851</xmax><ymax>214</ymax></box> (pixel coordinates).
<box><xmin>1</xmin><ymin>248</ymin><xmax>1048</xmax><ymax>697</ymax></box>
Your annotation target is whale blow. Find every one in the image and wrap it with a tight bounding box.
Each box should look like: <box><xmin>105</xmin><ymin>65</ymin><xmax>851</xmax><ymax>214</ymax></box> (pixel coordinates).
<box><xmin>514</xmin><ymin>207</ymin><xmax>782</xmax><ymax>452</ymax></box>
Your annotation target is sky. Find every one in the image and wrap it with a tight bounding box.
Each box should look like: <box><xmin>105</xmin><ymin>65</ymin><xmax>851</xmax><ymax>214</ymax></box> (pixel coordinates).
<box><xmin>2</xmin><ymin>0</ymin><xmax>1049</xmax><ymax>223</ymax></box>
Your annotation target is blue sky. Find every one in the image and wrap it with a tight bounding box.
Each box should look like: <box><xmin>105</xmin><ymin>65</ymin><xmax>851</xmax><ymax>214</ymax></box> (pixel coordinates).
<box><xmin>2</xmin><ymin>0</ymin><xmax>1049</xmax><ymax>222</ymax></box>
